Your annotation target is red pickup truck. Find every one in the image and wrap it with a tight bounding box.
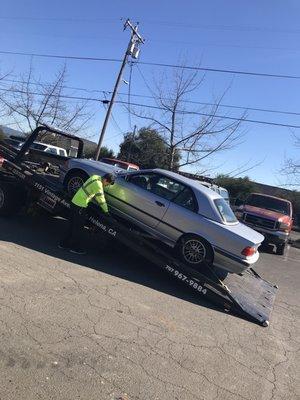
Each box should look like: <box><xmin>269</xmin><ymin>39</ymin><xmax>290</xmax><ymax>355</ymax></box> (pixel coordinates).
<box><xmin>235</xmin><ymin>193</ymin><xmax>293</xmax><ymax>255</ymax></box>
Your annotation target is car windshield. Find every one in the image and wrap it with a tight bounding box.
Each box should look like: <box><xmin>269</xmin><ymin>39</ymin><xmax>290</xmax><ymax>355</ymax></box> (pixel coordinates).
<box><xmin>214</xmin><ymin>198</ymin><xmax>237</xmax><ymax>223</ymax></box>
<box><xmin>246</xmin><ymin>194</ymin><xmax>290</xmax><ymax>216</ymax></box>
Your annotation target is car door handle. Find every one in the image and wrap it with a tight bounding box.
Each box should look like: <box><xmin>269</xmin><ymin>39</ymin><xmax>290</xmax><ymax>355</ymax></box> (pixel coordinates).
<box><xmin>155</xmin><ymin>201</ymin><xmax>165</xmax><ymax>207</ymax></box>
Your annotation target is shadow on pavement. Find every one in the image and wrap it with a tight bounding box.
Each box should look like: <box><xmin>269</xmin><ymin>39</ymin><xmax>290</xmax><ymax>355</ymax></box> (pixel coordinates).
<box><xmin>0</xmin><ymin>213</ymin><xmax>222</xmax><ymax>314</ymax></box>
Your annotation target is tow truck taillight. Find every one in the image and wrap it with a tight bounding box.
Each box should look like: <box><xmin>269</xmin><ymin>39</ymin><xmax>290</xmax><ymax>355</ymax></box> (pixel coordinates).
<box><xmin>241</xmin><ymin>246</ymin><xmax>256</xmax><ymax>257</ymax></box>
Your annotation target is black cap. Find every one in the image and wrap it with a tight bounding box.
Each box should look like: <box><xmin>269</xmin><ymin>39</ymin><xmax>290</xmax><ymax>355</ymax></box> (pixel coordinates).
<box><xmin>103</xmin><ymin>173</ymin><xmax>115</xmax><ymax>184</ymax></box>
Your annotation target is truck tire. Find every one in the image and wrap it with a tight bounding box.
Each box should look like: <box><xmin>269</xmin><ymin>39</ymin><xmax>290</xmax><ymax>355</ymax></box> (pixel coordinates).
<box><xmin>0</xmin><ymin>181</ymin><xmax>25</xmax><ymax>216</ymax></box>
<box><xmin>276</xmin><ymin>243</ymin><xmax>286</xmax><ymax>256</ymax></box>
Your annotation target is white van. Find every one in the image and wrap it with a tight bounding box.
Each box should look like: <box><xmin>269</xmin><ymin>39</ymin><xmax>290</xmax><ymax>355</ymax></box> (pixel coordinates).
<box><xmin>199</xmin><ymin>181</ymin><xmax>230</xmax><ymax>204</ymax></box>
<box><xmin>31</xmin><ymin>142</ymin><xmax>68</xmax><ymax>157</ymax></box>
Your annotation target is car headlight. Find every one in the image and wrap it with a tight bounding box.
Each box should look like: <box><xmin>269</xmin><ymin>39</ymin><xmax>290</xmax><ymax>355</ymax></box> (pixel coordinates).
<box><xmin>279</xmin><ymin>222</ymin><xmax>290</xmax><ymax>232</ymax></box>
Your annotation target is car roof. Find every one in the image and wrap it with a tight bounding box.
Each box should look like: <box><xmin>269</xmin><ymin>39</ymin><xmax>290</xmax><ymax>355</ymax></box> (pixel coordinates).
<box><xmin>145</xmin><ymin>168</ymin><xmax>222</xmax><ymax>200</ymax></box>
<box><xmin>250</xmin><ymin>192</ymin><xmax>292</xmax><ymax>204</ymax></box>
<box><xmin>102</xmin><ymin>158</ymin><xmax>139</xmax><ymax>167</ymax></box>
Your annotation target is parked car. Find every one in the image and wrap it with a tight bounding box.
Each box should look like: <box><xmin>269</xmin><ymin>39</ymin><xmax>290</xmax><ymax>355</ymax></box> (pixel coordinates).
<box><xmin>235</xmin><ymin>193</ymin><xmax>293</xmax><ymax>255</ymax></box>
<box><xmin>4</xmin><ymin>137</ymin><xmax>24</xmax><ymax>150</ymax></box>
<box><xmin>4</xmin><ymin>137</ymin><xmax>68</xmax><ymax>157</ymax></box>
<box><xmin>100</xmin><ymin>157</ymin><xmax>139</xmax><ymax>171</ymax></box>
<box><xmin>60</xmin><ymin>160</ymin><xmax>264</xmax><ymax>275</ymax></box>
<box><xmin>30</xmin><ymin>142</ymin><xmax>68</xmax><ymax>157</ymax></box>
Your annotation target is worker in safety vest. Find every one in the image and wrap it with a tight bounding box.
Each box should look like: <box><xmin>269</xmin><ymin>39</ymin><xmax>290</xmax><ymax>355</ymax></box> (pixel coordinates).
<box><xmin>59</xmin><ymin>173</ymin><xmax>115</xmax><ymax>254</ymax></box>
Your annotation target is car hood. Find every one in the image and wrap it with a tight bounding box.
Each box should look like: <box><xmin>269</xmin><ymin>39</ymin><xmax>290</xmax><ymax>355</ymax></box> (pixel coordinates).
<box><xmin>242</xmin><ymin>205</ymin><xmax>290</xmax><ymax>222</ymax></box>
<box><xmin>71</xmin><ymin>158</ymin><xmax>120</xmax><ymax>174</ymax></box>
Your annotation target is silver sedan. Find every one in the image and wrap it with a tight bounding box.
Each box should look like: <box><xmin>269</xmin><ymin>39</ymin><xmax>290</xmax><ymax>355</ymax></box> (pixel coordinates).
<box><xmin>60</xmin><ymin>160</ymin><xmax>264</xmax><ymax>274</ymax></box>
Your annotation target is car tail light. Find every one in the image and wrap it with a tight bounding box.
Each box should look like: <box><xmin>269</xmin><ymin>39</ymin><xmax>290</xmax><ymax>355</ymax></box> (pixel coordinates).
<box><xmin>241</xmin><ymin>246</ymin><xmax>256</xmax><ymax>257</ymax></box>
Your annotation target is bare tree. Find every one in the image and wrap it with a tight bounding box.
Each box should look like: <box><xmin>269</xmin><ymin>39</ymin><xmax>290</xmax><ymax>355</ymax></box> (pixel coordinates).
<box><xmin>131</xmin><ymin>64</ymin><xmax>245</xmax><ymax>170</ymax></box>
<box><xmin>0</xmin><ymin>64</ymin><xmax>92</xmax><ymax>138</ymax></box>
<box><xmin>0</xmin><ymin>70</ymin><xmax>12</xmax><ymax>119</ymax></box>
<box><xmin>281</xmin><ymin>134</ymin><xmax>300</xmax><ymax>187</ymax></box>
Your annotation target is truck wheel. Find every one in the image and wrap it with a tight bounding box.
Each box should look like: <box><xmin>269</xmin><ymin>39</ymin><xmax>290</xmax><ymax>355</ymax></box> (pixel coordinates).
<box><xmin>64</xmin><ymin>170</ymin><xmax>89</xmax><ymax>195</ymax></box>
<box><xmin>0</xmin><ymin>181</ymin><xmax>25</xmax><ymax>216</ymax></box>
<box><xmin>276</xmin><ymin>243</ymin><xmax>286</xmax><ymax>256</ymax></box>
<box><xmin>178</xmin><ymin>234</ymin><xmax>214</xmax><ymax>269</ymax></box>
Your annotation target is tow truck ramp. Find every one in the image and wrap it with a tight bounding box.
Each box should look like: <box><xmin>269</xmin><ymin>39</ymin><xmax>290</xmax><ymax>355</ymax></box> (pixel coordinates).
<box><xmin>0</xmin><ymin>126</ymin><xmax>278</xmax><ymax>327</ymax></box>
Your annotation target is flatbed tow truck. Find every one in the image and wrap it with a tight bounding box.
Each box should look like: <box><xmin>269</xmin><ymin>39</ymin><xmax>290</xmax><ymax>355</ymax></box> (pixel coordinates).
<box><xmin>0</xmin><ymin>126</ymin><xmax>278</xmax><ymax>327</ymax></box>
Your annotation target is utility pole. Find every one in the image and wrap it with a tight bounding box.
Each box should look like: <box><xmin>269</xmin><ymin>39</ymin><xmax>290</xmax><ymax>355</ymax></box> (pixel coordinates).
<box><xmin>94</xmin><ymin>19</ymin><xmax>144</xmax><ymax>160</ymax></box>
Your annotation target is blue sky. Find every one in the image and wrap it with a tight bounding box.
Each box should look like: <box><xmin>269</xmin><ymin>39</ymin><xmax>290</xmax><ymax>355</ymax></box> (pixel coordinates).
<box><xmin>0</xmin><ymin>0</ymin><xmax>299</xmax><ymax>187</ymax></box>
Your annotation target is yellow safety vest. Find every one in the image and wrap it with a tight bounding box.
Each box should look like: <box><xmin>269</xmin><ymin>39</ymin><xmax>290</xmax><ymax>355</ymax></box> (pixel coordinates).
<box><xmin>72</xmin><ymin>175</ymin><xmax>109</xmax><ymax>213</ymax></box>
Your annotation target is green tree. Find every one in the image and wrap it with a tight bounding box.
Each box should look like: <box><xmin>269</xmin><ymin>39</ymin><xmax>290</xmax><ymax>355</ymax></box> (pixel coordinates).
<box><xmin>215</xmin><ymin>175</ymin><xmax>255</xmax><ymax>200</ymax></box>
<box><xmin>84</xmin><ymin>143</ymin><xmax>114</xmax><ymax>159</ymax></box>
<box><xmin>118</xmin><ymin>127</ymin><xmax>180</xmax><ymax>170</ymax></box>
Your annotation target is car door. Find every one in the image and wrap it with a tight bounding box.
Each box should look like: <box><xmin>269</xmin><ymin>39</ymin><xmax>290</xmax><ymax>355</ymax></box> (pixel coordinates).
<box><xmin>157</xmin><ymin>185</ymin><xmax>199</xmax><ymax>243</ymax></box>
<box><xmin>105</xmin><ymin>172</ymin><xmax>172</xmax><ymax>228</ymax></box>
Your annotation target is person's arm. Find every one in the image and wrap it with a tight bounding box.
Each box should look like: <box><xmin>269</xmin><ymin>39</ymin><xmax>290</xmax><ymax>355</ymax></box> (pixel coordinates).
<box><xmin>93</xmin><ymin>181</ymin><xmax>109</xmax><ymax>214</ymax></box>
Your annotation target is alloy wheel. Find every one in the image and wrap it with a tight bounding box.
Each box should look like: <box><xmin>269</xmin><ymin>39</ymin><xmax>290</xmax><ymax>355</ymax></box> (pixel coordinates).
<box><xmin>183</xmin><ymin>239</ymin><xmax>206</xmax><ymax>264</ymax></box>
<box><xmin>67</xmin><ymin>176</ymin><xmax>84</xmax><ymax>194</ymax></box>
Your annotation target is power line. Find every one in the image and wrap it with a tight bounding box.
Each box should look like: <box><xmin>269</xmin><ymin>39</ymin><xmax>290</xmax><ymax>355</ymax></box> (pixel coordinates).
<box><xmin>127</xmin><ymin>61</ymin><xmax>134</xmax><ymax>130</ymax></box>
<box><xmin>1</xmin><ymin>86</ymin><xmax>300</xmax><ymax>129</ymax></box>
<box><xmin>4</xmin><ymin>26</ymin><xmax>300</xmax><ymax>53</ymax></box>
<box><xmin>1</xmin><ymin>49</ymin><xmax>300</xmax><ymax>80</ymax></box>
<box><xmin>2</xmin><ymin>16</ymin><xmax>300</xmax><ymax>35</ymax></box>
<box><xmin>3</xmin><ymin>77</ymin><xmax>300</xmax><ymax>117</ymax></box>
<box><xmin>141</xmin><ymin>20</ymin><xmax>300</xmax><ymax>35</ymax></box>
<box><xmin>117</xmin><ymin>101</ymin><xmax>300</xmax><ymax>129</ymax></box>
<box><xmin>137</xmin><ymin>60</ymin><xmax>300</xmax><ymax>80</ymax></box>
<box><xmin>0</xmin><ymin>50</ymin><xmax>121</xmax><ymax>63</ymax></box>
<box><xmin>0</xmin><ymin>16</ymin><xmax>118</xmax><ymax>23</ymax></box>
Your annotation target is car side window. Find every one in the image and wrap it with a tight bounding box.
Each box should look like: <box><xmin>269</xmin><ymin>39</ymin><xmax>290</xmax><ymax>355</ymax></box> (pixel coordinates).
<box><xmin>150</xmin><ymin>176</ymin><xmax>185</xmax><ymax>201</ymax></box>
<box><xmin>172</xmin><ymin>187</ymin><xmax>197</xmax><ymax>212</ymax></box>
<box><xmin>45</xmin><ymin>147</ymin><xmax>57</xmax><ymax>155</ymax></box>
<box><xmin>128</xmin><ymin>173</ymin><xmax>186</xmax><ymax>202</ymax></box>
<box><xmin>128</xmin><ymin>173</ymin><xmax>151</xmax><ymax>190</ymax></box>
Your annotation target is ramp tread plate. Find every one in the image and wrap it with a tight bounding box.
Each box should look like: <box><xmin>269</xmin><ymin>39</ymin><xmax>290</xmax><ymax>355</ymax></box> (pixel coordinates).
<box><xmin>223</xmin><ymin>270</ymin><xmax>277</xmax><ymax>324</ymax></box>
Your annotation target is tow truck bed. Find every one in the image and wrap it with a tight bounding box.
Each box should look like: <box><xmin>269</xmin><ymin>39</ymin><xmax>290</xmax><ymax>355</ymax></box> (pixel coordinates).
<box><xmin>0</xmin><ymin>125</ymin><xmax>278</xmax><ymax>327</ymax></box>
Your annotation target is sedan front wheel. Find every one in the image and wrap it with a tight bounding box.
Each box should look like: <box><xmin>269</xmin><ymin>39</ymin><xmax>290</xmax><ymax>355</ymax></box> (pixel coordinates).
<box><xmin>64</xmin><ymin>171</ymin><xmax>89</xmax><ymax>195</ymax></box>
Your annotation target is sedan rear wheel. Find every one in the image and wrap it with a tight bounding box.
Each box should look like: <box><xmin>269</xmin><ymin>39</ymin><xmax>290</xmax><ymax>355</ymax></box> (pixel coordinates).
<box><xmin>178</xmin><ymin>234</ymin><xmax>213</xmax><ymax>269</ymax></box>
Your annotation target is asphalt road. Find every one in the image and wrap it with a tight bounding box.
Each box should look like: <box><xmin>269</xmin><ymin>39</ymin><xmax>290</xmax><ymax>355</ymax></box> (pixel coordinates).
<box><xmin>0</xmin><ymin>214</ymin><xmax>299</xmax><ymax>400</ymax></box>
